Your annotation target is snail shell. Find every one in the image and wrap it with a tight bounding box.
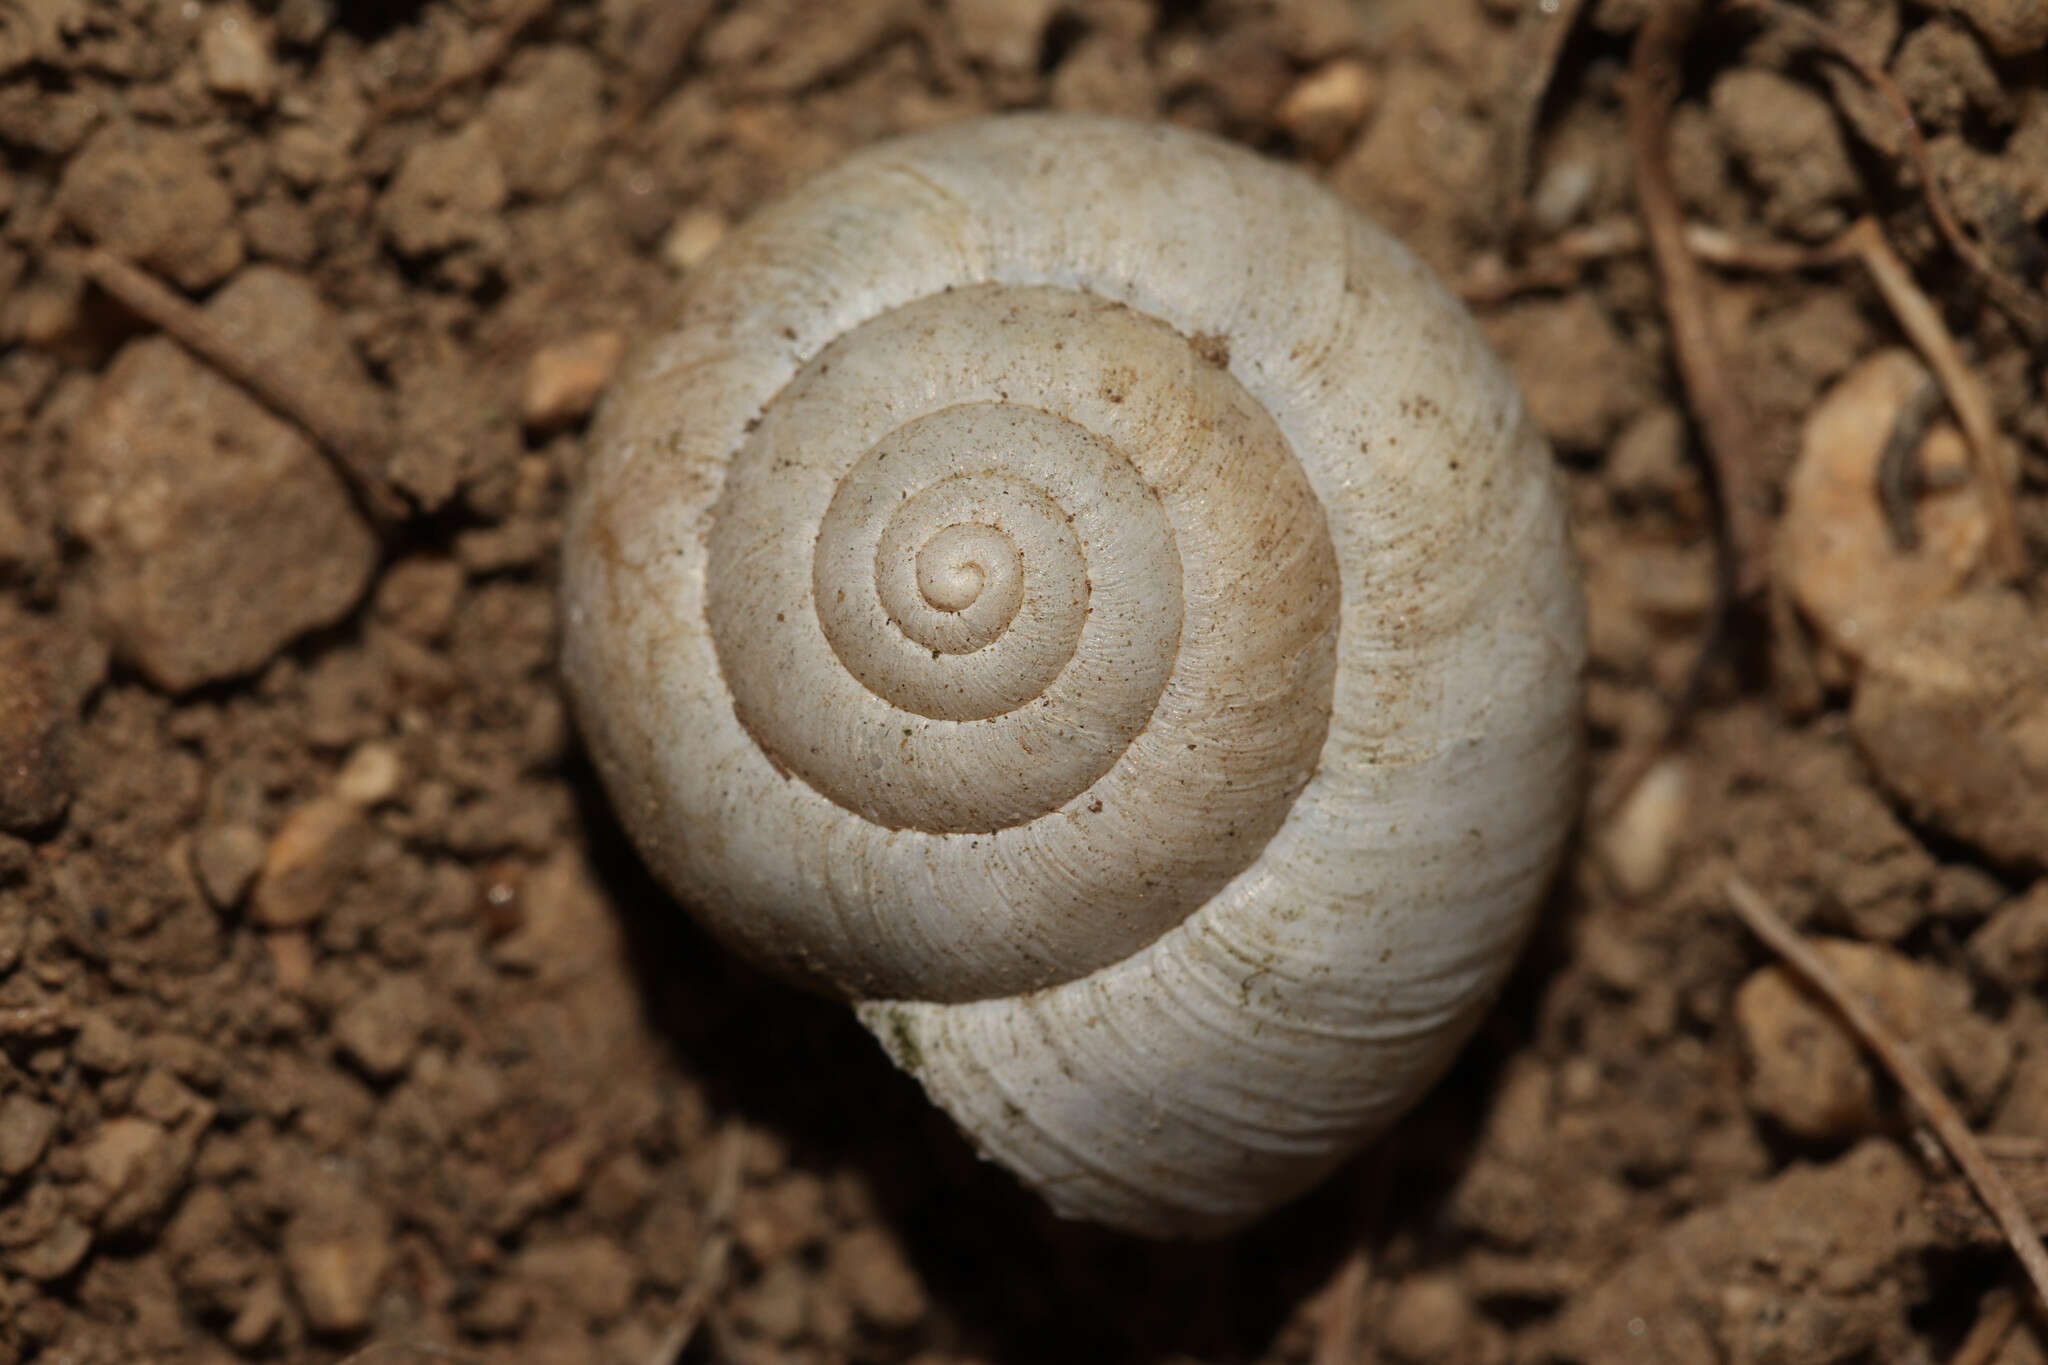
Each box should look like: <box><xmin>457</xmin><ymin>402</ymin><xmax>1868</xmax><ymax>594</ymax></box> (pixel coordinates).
<box><xmin>561</xmin><ymin>113</ymin><xmax>1585</xmax><ymax>1237</ymax></box>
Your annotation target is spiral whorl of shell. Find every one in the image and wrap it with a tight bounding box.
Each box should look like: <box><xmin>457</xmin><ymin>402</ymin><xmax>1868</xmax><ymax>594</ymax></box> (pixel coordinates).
<box><xmin>562</xmin><ymin>113</ymin><xmax>1585</xmax><ymax>1236</ymax></box>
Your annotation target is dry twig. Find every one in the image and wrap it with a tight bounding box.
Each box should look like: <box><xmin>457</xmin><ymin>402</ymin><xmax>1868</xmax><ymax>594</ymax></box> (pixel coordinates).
<box><xmin>1724</xmin><ymin>875</ymin><xmax>2048</xmax><ymax>1309</ymax></box>
<box><xmin>1727</xmin><ymin>0</ymin><xmax>2048</xmax><ymax>347</ymax></box>
<box><xmin>644</xmin><ymin>1122</ymin><xmax>747</xmax><ymax>1365</ymax></box>
<box><xmin>1626</xmin><ymin>0</ymin><xmax>1771</xmax><ymax>601</ymax></box>
<box><xmin>78</xmin><ymin>249</ymin><xmax>406</xmax><ymax>529</ymax></box>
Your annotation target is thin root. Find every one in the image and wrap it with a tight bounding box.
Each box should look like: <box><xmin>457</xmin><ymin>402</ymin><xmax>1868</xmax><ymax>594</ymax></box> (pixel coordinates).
<box><xmin>1728</xmin><ymin>0</ymin><xmax>2048</xmax><ymax>347</ymax></box>
<box><xmin>79</xmin><ymin>248</ymin><xmax>406</xmax><ymax>530</ymax></box>
<box><xmin>1627</xmin><ymin>0</ymin><xmax>1772</xmax><ymax>602</ymax></box>
<box><xmin>1724</xmin><ymin>875</ymin><xmax>2048</xmax><ymax>1312</ymax></box>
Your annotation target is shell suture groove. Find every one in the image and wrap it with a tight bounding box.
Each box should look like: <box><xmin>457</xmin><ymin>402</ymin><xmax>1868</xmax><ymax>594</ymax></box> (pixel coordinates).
<box><xmin>561</xmin><ymin>113</ymin><xmax>1585</xmax><ymax>1236</ymax></box>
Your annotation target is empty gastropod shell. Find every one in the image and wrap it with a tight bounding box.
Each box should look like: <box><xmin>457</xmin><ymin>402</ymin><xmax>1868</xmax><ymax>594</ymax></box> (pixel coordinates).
<box><xmin>561</xmin><ymin>113</ymin><xmax>1585</xmax><ymax>1236</ymax></box>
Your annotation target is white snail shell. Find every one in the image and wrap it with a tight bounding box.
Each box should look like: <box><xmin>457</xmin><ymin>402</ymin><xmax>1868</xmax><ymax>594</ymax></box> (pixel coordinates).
<box><xmin>561</xmin><ymin>113</ymin><xmax>1585</xmax><ymax>1237</ymax></box>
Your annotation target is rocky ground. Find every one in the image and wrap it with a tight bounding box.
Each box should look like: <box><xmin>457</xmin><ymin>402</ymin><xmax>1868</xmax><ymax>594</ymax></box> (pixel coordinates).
<box><xmin>3</xmin><ymin>0</ymin><xmax>2048</xmax><ymax>1362</ymax></box>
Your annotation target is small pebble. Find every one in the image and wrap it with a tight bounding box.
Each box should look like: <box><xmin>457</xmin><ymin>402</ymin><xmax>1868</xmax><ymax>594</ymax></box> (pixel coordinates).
<box><xmin>522</xmin><ymin>329</ymin><xmax>628</xmax><ymax>430</ymax></box>
<box><xmin>662</xmin><ymin>207</ymin><xmax>729</xmax><ymax>272</ymax></box>
<box><xmin>1276</xmin><ymin>58</ymin><xmax>1376</xmax><ymax>158</ymax></box>
<box><xmin>1381</xmin><ymin>1273</ymin><xmax>1477</xmax><ymax>1363</ymax></box>
<box><xmin>1528</xmin><ymin>154</ymin><xmax>1599</xmax><ymax>234</ymax></box>
<box><xmin>1595</xmin><ymin>756</ymin><xmax>1689</xmax><ymax>899</ymax></box>
<box><xmin>252</xmin><ymin>798</ymin><xmax>369</xmax><ymax>929</ymax></box>
<box><xmin>333</xmin><ymin>742</ymin><xmax>403</xmax><ymax>807</ymax></box>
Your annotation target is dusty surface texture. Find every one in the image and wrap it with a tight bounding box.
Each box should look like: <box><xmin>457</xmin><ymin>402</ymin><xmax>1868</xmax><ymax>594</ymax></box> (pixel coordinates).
<box><xmin>2</xmin><ymin>1</ymin><xmax>2047</xmax><ymax>1363</ymax></box>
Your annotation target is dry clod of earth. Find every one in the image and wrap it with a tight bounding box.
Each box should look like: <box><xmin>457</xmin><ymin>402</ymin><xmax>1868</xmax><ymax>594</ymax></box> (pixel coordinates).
<box><xmin>56</xmin><ymin>123</ymin><xmax>244</xmax><ymax>290</ymax></box>
<box><xmin>1853</xmin><ymin>589</ymin><xmax>2048</xmax><ymax>869</ymax></box>
<box><xmin>1</xmin><ymin>0</ymin><xmax>2046</xmax><ymax>1361</ymax></box>
<box><xmin>1734</xmin><ymin>936</ymin><xmax>2012</xmax><ymax>1140</ymax></box>
<box><xmin>1969</xmin><ymin>881</ymin><xmax>2048</xmax><ymax>989</ymax></box>
<box><xmin>65</xmin><ymin>268</ymin><xmax>381</xmax><ymax>692</ymax></box>
<box><xmin>522</xmin><ymin>327</ymin><xmax>628</xmax><ymax>430</ymax></box>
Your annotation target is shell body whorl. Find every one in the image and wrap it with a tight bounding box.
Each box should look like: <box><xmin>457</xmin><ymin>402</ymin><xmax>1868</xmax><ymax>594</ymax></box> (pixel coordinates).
<box><xmin>562</xmin><ymin>113</ymin><xmax>1585</xmax><ymax>1236</ymax></box>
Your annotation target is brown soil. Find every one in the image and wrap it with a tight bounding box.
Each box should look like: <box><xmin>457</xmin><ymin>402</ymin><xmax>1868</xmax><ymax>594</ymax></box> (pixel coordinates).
<box><xmin>4</xmin><ymin>1</ymin><xmax>2048</xmax><ymax>1362</ymax></box>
